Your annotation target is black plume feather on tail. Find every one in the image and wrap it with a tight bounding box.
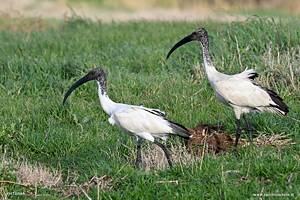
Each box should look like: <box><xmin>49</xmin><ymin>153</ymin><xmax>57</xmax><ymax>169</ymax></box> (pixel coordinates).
<box><xmin>265</xmin><ymin>88</ymin><xmax>289</xmax><ymax>116</ymax></box>
<box><xmin>167</xmin><ymin>119</ymin><xmax>192</xmax><ymax>139</ymax></box>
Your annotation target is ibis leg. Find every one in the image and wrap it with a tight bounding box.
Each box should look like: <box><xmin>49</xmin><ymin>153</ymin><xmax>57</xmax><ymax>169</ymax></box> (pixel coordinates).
<box><xmin>135</xmin><ymin>145</ymin><xmax>142</xmax><ymax>169</ymax></box>
<box><xmin>154</xmin><ymin>140</ymin><xmax>173</xmax><ymax>168</ymax></box>
<box><xmin>242</xmin><ymin>114</ymin><xmax>253</xmax><ymax>142</ymax></box>
<box><xmin>234</xmin><ymin>119</ymin><xmax>242</xmax><ymax>147</ymax></box>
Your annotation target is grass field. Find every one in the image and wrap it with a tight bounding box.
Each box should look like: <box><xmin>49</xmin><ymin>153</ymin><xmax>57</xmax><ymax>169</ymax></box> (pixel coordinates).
<box><xmin>0</xmin><ymin>15</ymin><xmax>300</xmax><ymax>199</ymax></box>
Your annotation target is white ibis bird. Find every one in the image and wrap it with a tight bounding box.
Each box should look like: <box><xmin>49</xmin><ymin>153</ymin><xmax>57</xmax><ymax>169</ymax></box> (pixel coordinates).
<box><xmin>166</xmin><ymin>28</ymin><xmax>289</xmax><ymax>147</ymax></box>
<box><xmin>63</xmin><ymin>68</ymin><xmax>192</xmax><ymax>168</ymax></box>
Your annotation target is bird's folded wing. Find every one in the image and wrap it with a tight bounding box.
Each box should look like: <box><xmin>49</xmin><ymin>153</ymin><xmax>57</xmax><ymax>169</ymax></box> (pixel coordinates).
<box><xmin>214</xmin><ymin>77</ymin><xmax>272</xmax><ymax>108</ymax></box>
<box><xmin>111</xmin><ymin>106</ymin><xmax>172</xmax><ymax>134</ymax></box>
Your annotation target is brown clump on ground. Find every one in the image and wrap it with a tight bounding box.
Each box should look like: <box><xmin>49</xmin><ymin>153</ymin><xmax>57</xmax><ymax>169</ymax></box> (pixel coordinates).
<box><xmin>186</xmin><ymin>124</ymin><xmax>234</xmax><ymax>155</ymax></box>
<box><xmin>186</xmin><ymin>124</ymin><xmax>294</xmax><ymax>156</ymax></box>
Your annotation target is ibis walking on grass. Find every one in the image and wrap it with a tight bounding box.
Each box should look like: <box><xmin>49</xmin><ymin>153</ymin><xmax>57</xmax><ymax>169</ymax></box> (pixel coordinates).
<box><xmin>166</xmin><ymin>28</ymin><xmax>289</xmax><ymax>147</ymax></box>
<box><xmin>63</xmin><ymin>68</ymin><xmax>192</xmax><ymax>168</ymax></box>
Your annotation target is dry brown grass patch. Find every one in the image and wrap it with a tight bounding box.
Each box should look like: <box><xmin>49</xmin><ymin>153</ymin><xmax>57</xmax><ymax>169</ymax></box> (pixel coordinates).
<box><xmin>0</xmin><ymin>153</ymin><xmax>64</xmax><ymax>198</ymax></box>
<box><xmin>62</xmin><ymin>175</ymin><xmax>114</xmax><ymax>199</ymax></box>
<box><xmin>0</xmin><ymin>154</ymin><xmax>114</xmax><ymax>199</ymax></box>
<box><xmin>16</xmin><ymin>162</ymin><xmax>62</xmax><ymax>188</ymax></box>
<box><xmin>139</xmin><ymin>140</ymin><xmax>200</xmax><ymax>173</ymax></box>
<box><xmin>0</xmin><ymin>157</ymin><xmax>63</xmax><ymax>189</ymax></box>
<box><xmin>0</xmin><ymin>10</ymin><xmax>52</xmax><ymax>31</ymax></box>
<box><xmin>239</xmin><ymin>132</ymin><xmax>295</xmax><ymax>147</ymax></box>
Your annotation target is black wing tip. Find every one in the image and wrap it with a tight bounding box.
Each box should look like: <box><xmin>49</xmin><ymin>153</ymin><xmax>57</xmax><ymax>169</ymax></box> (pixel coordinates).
<box><xmin>266</xmin><ymin>88</ymin><xmax>289</xmax><ymax>116</ymax></box>
<box><xmin>143</xmin><ymin>108</ymin><xmax>166</xmax><ymax>117</ymax></box>
<box><xmin>167</xmin><ymin>119</ymin><xmax>192</xmax><ymax>139</ymax></box>
<box><xmin>248</xmin><ymin>72</ymin><xmax>259</xmax><ymax>80</ymax></box>
<box><xmin>269</xmin><ymin>104</ymin><xmax>289</xmax><ymax>116</ymax></box>
<box><xmin>281</xmin><ymin>105</ymin><xmax>289</xmax><ymax>116</ymax></box>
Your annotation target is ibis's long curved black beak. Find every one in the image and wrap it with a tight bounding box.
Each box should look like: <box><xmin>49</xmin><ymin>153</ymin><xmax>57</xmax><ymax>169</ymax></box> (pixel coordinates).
<box><xmin>63</xmin><ymin>75</ymin><xmax>90</xmax><ymax>105</ymax></box>
<box><xmin>166</xmin><ymin>33</ymin><xmax>195</xmax><ymax>62</ymax></box>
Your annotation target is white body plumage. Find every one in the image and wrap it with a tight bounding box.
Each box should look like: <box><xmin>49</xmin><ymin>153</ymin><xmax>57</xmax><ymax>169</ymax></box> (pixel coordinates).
<box><xmin>166</xmin><ymin>28</ymin><xmax>289</xmax><ymax>146</ymax></box>
<box><xmin>63</xmin><ymin>67</ymin><xmax>191</xmax><ymax>168</ymax></box>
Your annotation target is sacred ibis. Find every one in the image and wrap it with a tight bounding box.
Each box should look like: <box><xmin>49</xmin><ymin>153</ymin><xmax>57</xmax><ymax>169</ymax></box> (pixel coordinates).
<box><xmin>63</xmin><ymin>68</ymin><xmax>192</xmax><ymax>168</ymax></box>
<box><xmin>166</xmin><ymin>28</ymin><xmax>289</xmax><ymax>147</ymax></box>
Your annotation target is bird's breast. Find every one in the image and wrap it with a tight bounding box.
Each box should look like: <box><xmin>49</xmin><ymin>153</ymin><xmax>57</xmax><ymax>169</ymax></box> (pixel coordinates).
<box><xmin>214</xmin><ymin>89</ymin><xmax>231</xmax><ymax>106</ymax></box>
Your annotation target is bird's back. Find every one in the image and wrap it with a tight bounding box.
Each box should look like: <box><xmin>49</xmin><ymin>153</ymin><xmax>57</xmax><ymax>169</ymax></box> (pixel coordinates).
<box><xmin>213</xmin><ymin>69</ymin><xmax>289</xmax><ymax>116</ymax></box>
<box><xmin>109</xmin><ymin>105</ymin><xmax>191</xmax><ymax>141</ymax></box>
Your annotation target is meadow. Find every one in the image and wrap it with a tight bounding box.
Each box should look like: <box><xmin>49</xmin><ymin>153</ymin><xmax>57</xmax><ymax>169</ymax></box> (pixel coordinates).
<box><xmin>0</xmin><ymin>14</ymin><xmax>300</xmax><ymax>199</ymax></box>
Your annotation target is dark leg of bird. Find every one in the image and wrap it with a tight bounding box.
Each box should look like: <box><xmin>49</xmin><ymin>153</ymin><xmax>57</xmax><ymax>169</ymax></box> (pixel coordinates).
<box><xmin>154</xmin><ymin>140</ymin><xmax>173</xmax><ymax>168</ymax></box>
<box><xmin>135</xmin><ymin>145</ymin><xmax>142</xmax><ymax>168</ymax></box>
<box><xmin>242</xmin><ymin>114</ymin><xmax>253</xmax><ymax>142</ymax></box>
<box><xmin>234</xmin><ymin>119</ymin><xmax>242</xmax><ymax>147</ymax></box>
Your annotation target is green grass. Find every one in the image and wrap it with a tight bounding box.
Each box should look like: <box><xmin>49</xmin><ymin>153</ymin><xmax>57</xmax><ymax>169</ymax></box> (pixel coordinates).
<box><xmin>0</xmin><ymin>15</ymin><xmax>300</xmax><ymax>199</ymax></box>
<box><xmin>227</xmin><ymin>9</ymin><xmax>299</xmax><ymax>18</ymax></box>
